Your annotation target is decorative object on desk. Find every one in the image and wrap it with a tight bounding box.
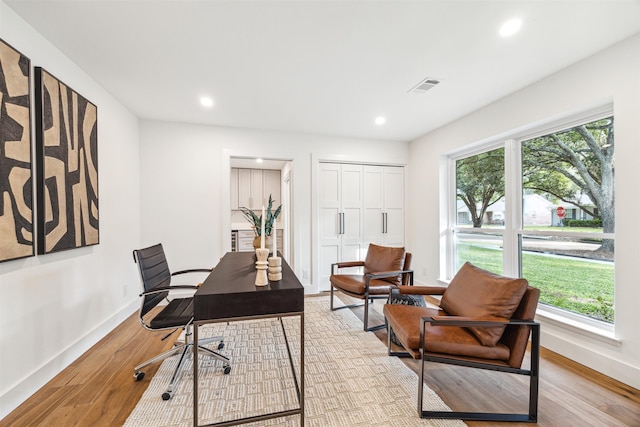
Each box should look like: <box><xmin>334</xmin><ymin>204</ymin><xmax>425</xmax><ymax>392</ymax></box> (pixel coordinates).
<box><xmin>252</xmin><ymin>234</ymin><xmax>272</xmax><ymax>252</ymax></box>
<box><xmin>254</xmin><ymin>248</ymin><xmax>269</xmax><ymax>286</ymax></box>
<box><xmin>268</xmin><ymin>256</ymin><xmax>282</xmax><ymax>281</ymax></box>
<box><xmin>260</xmin><ymin>205</ymin><xmax>265</xmax><ymax>248</ymax></box>
<box><xmin>34</xmin><ymin>67</ymin><xmax>99</xmax><ymax>254</ymax></box>
<box><xmin>239</xmin><ymin>193</ymin><xmax>281</xmax><ymax>253</ymax></box>
<box><xmin>271</xmin><ymin>224</ymin><xmax>277</xmax><ymax>254</ymax></box>
<box><xmin>254</xmin><ymin>208</ymin><xmax>269</xmax><ymax>285</ymax></box>
<box><xmin>267</xmin><ymin>225</ymin><xmax>282</xmax><ymax>280</ymax></box>
<box><xmin>0</xmin><ymin>38</ymin><xmax>34</xmax><ymax>263</ymax></box>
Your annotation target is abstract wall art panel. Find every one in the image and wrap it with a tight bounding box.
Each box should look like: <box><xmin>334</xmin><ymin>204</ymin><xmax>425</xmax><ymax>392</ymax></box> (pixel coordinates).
<box><xmin>35</xmin><ymin>67</ymin><xmax>99</xmax><ymax>254</ymax></box>
<box><xmin>0</xmin><ymin>39</ymin><xmax>34</xmax><ymax>262</ymax></box>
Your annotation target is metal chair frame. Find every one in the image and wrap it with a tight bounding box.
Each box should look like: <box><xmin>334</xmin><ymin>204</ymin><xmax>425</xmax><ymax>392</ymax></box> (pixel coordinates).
<box><xmin>330</xmin><ymin>265</ymin><xmax>414</xmax><ymax>331</ymax></box>
<box><xmin>132</xmin><ymin>245</ymin><xmax>231</xmax><ymax>400</ymax></box>
<box><xmin>388</xmin><ymin>316</ymin><xmax>540</xmax><ymax>423</ymax></box>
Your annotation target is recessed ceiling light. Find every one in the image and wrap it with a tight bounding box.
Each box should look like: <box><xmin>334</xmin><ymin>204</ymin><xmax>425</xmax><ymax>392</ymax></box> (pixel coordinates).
<box><xmin>499</xmin><ymin>18</ymin><xmax>522</xmax><ymax>37</ymax></box>
<box><xmin>375</xmin><ymin>116</ymin><xmax>386</xmax><ymax>126</ymax></box>
<box><xmin>200</xmin><ymin>96</ymin><xmax>214</xmax><ymax>108</ymax></box>
<box><xmin>256</xmin><ymin>158</ymin><xmax>264</xmax><ymax>163</ymax></box>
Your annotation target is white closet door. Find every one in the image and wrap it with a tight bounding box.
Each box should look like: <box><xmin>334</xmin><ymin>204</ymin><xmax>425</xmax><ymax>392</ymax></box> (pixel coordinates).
<box><xmin>318</xmin><ymin>163</ymin><xmax>364</xmax><ymax>291</ymax></box>
<box><xmin>319</xmin><ymin>164</ymin><xmax>342</xmax><ymax>289</ymax></box>
<box><xmin>382</xmin><ymin>166</ymin><xmax>405</xmax><ymax>247</ymax></box>
<box><xmin>318</xmin><ymin>162</ymin><xmax>403</xmax><ymax>291</ymax></box>
<box><xmin>340</xmin><ymin>164</ymin><xmax>364</xmax><ymax>262</ymax></box>
<box><xmin>363</xmin><ymin>165</ymin><xmax>384</xmax><ymax>246</ymax></box>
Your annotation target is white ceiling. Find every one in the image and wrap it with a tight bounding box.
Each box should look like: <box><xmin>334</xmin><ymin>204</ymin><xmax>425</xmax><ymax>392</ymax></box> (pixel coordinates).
<box><xmin>6</xmin><ymin>0</ymin><xmax>640</xmax><ymax>142</ymax></box>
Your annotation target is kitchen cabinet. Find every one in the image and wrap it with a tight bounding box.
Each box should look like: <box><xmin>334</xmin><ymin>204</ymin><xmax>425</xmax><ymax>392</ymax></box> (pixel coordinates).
<box><xmin>230</xmin><ymin>168</ymin><xmax>239</xmax><ymax>209</ymax></box>
<box><xmin>232</xmin><ymin>168</ymin><xmax>281</xmax><ymax>210</ymax></box>
<box><xmin>234</xmin><ymin>229</ymin><xmax>284</xmax><ymax>252</ymax></box>
<box><xmin>263</xmin><ymin>170</ymin><xmax>281</xmax><ymax>205</ymax></box>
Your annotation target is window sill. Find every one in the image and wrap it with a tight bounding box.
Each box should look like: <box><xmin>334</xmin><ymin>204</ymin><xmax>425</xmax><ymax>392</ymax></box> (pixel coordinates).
<box><xmin>535</xmin><ymin>307</ymin><xmax>621</xmax><ymax>347</ymax></box>
<box><xmin>436</xmin><ymin>278</ymin><xmax>620</xmax><ymax>347</ymax></box>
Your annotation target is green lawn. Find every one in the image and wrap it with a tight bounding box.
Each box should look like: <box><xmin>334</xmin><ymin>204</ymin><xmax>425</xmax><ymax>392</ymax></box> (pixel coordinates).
<box><xmin>457</xmin><ymin>244</ymin><xmax>614</xmax><ymax>323</ymax></box>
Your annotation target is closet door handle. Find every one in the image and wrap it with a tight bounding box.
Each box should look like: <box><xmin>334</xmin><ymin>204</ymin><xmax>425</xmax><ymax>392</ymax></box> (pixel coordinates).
<box><xmin>382</xmin><ymin>212</ymin><xmax>386</xmax><ymax>234</ymax></box>
<box><xmin>341</xmin><ymin>212</ymin><xmax>345</xmax><ymax>235</ymax></box>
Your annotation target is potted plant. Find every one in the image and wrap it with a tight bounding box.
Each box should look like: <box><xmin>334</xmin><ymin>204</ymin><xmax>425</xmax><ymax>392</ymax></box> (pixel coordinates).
<box><xmin>239</xmin><ymin>194</ymin><xmax>282</xmax><ymax>250</ymax></box>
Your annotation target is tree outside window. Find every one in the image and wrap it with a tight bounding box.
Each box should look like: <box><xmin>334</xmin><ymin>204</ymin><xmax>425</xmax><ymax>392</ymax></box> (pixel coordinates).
<box><xmin>452</xmin><ymin>115</ymin><xmax>615</xmax><ymax>323</ymax></box>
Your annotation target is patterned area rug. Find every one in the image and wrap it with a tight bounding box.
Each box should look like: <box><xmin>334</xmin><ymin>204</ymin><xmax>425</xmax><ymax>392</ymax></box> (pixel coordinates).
<box><xmin>124</xmin><ymin>297</ymin><xmax>465</xmax><ymax>426</ymax></box>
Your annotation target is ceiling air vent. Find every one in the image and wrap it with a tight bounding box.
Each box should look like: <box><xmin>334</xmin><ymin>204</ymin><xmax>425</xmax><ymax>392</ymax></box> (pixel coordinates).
<box><xmin>409</xmin><ymin>78</ymin><xmax>440</xmax><ymax>94</ymax></box>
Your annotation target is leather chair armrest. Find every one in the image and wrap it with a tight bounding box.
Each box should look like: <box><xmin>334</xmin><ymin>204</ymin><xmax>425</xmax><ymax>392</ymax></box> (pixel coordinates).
<box><xmin>367</xmin><ymin>270</ymin><xmax>414</xmax><ymax>290</ymax></box>
<box><xmin>394</xmin><ymin>285</ymin><xmax>446</xmax><ymax>295</ymax></box>
<box><xmin>334</xmin><ymin>261</ymin><xmax>365</xmax><ymax>268</ymax></box>
<box><xmin>331</xmin><ymin>261</ymin><xmax>365</xmax><ymax>274</ymax></box>
<box><xmin>422</xmin><ymin>316</ymin><xmax>539</xmax><ymax>327</ymax></box>
<box><xmin>366</xmin><ymin>269</ymin><xmax>413</xmax><ymax>280</ymax></box>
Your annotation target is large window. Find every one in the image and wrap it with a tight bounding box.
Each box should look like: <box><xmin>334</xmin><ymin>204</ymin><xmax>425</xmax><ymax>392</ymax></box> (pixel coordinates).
<box><xmin>450</xmin><ymin>112</ymin><xmax>615</xmax><ymax>326</ymax></box>
<box><xmin>455</xmin><ymin>147</ymin><xmax>504</xmax><ymax>275</ymax></box>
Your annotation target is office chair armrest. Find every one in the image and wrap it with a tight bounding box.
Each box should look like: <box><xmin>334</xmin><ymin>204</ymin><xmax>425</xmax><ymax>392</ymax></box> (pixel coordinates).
<box><xmin>139</xmin><ymin>285</ymin><xmax>199</xmax><ymax>297</ymax></box>
<box><xmin>171</xmin><ymin>268</ymin><xmax>213</xmax><ymax>276</ymax></box>
<box><xmin>393</xmin><ymin>285</ymin><xmax>446</xmax><ymax>296</ymax></box>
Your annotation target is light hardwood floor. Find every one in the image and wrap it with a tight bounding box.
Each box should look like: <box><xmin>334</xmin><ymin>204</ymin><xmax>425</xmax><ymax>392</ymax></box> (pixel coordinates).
<box><xmin>2</xmin><ymin>296</ymin><xmax>639</xmax><ymax>427</ymax></box>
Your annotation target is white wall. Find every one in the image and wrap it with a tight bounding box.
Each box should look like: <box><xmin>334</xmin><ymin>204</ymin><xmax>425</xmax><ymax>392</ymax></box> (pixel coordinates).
<box><xmin>0</xmin><ymin>3</ymin><xmax>141</xmax><ymax>418</ymax></box>
<box><xmin>139</xmin><ymin>120</ymin><xmax>409</xmax><ymax>293</ymax></box>
<box><xmin>2</xmin><ymin>0</ymin><xmax>636</xmax><ymax>417</ymax></box>
<box><xmin>408</xmin><ymin>34</ymin><xmax>640</xmax><ymax>389</ymax></box>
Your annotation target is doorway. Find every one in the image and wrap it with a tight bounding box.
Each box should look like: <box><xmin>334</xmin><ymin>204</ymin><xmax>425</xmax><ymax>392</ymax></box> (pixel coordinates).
<box><xmin>230</xmin><ymin>157</ymin><xmax>293</xmax><ymax>263</ymax></box>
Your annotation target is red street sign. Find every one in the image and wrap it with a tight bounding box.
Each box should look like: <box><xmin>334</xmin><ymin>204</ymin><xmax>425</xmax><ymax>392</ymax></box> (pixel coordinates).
<box><xmin>556</xmin><ymin>206</ymin><xmax>566</xmax><ymax>219</ymax></box>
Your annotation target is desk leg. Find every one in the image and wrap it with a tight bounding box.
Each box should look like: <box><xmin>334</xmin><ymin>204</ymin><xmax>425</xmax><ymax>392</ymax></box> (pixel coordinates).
<box><xmin>193</xmin><ymin>323</ymin><xmax>199</xmax><ymax>427</ymax></box>
<box><xmin>300</xmin><ymin>313</ymin><xmax>304</xmax><ymax>427</ymax></box>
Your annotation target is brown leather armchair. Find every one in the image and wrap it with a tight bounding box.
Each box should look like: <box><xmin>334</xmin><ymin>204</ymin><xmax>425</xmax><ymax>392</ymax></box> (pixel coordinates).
<box><xmin>383</xmin><ymin>262</ymin><xmax>540</xmax><ymax>422</ymax></box>
<box><xmin>330</xmin><ymin>243</ymin><xmax>413</xmax><ymax>331</ymax></box>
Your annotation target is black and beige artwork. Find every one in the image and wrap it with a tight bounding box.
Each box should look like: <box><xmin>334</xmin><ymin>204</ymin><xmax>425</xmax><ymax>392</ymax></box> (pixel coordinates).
<box><xmin>35</xmin><ymin>67</ymin><xmax>99</xmax><ymax>254</ymax></box>
<box><xmin>0</xmin><ymin>39</ymin><xmax>33</xmax><ymax>263</ymax></box>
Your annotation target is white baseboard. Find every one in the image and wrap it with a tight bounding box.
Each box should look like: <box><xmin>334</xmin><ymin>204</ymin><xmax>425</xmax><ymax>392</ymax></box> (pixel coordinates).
<box><xmin>0</xmin><ymin>300</ymin><xmax>139</xmax><ymax>420</ymax></box>
<box><xmin>541</xmin><ymin>327</ymin><xmax>640</xmax><ymax>390</ymax></box>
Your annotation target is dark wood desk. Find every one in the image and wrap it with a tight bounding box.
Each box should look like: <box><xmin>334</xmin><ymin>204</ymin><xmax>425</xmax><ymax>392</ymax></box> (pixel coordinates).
<box><xmin>192</xmin><ymin>251</ymin><xmax>304</xmax><ymax>427</ymax></box>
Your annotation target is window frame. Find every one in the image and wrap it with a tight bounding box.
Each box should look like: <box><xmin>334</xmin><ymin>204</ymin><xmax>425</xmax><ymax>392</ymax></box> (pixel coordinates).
<box><xmin>445</xmin><ymin>104</ymin><xmax>616</xmax><ymax>337</ymax></box>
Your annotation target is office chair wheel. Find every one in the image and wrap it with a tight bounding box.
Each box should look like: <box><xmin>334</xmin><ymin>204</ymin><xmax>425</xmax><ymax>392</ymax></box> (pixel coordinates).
<box><xmin>162</xmin><ymin>391</ymin><xmax>173</xmax><ymax>401</ymax></box>
<box><xmin>134</xmin><ymin>371</ymin><xmax>145</xmax><ymax>381</ymax></box>
<box><xmin>218</xmin><ymin>342</ymin><xmax>225</xmax><ymax>350</ymax></box>
<box><xmin>223</xmin><ymin>365</ymin><xmax>231</xmax><ymax>375</ymax></box>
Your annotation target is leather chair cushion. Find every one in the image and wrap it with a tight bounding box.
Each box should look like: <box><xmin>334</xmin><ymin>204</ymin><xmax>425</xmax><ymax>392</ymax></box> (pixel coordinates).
<box><xmin>363</xmin><ymin>244</ymin><xmax>406</xmax><ymax>285</ymax></box>
<box><xmin>150</xmin><ymin>297</ymin><xmax>194</xmax><ymax>329</ymax></box>
<box><xmin>440</xmin><ymin>262</ymin><xmax>528</xmax><ymax>346</ymax></box>
<box><xmin>383</xmin><ymin>304</ymin><xmax>511</xmax><ymax>361</ymax></box>
<box><xmin>330</xmin><ymin>274</ymin><xmax>393</xmax><ymax>296</ymax></box>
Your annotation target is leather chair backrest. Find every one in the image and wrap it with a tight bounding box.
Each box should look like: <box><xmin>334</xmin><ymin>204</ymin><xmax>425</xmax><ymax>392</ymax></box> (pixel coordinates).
<box><xmin>133</xmin><ymin>243</ymin><xmax>172</xmax><ymax>318</ymax></box>
<box><xmin>441</xmin><ymin>262</ymin><xmax>529</xmax><ymax>347</ymax></box>
<box><xmin>363</xmin><ymin>243</ymin><xmax>407</xmax><ymax>285</ymax></box>
<box><xmin>501</xmin><ymin>286</ymin><xmax>540</xmax><ymax>368</ymax></box>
